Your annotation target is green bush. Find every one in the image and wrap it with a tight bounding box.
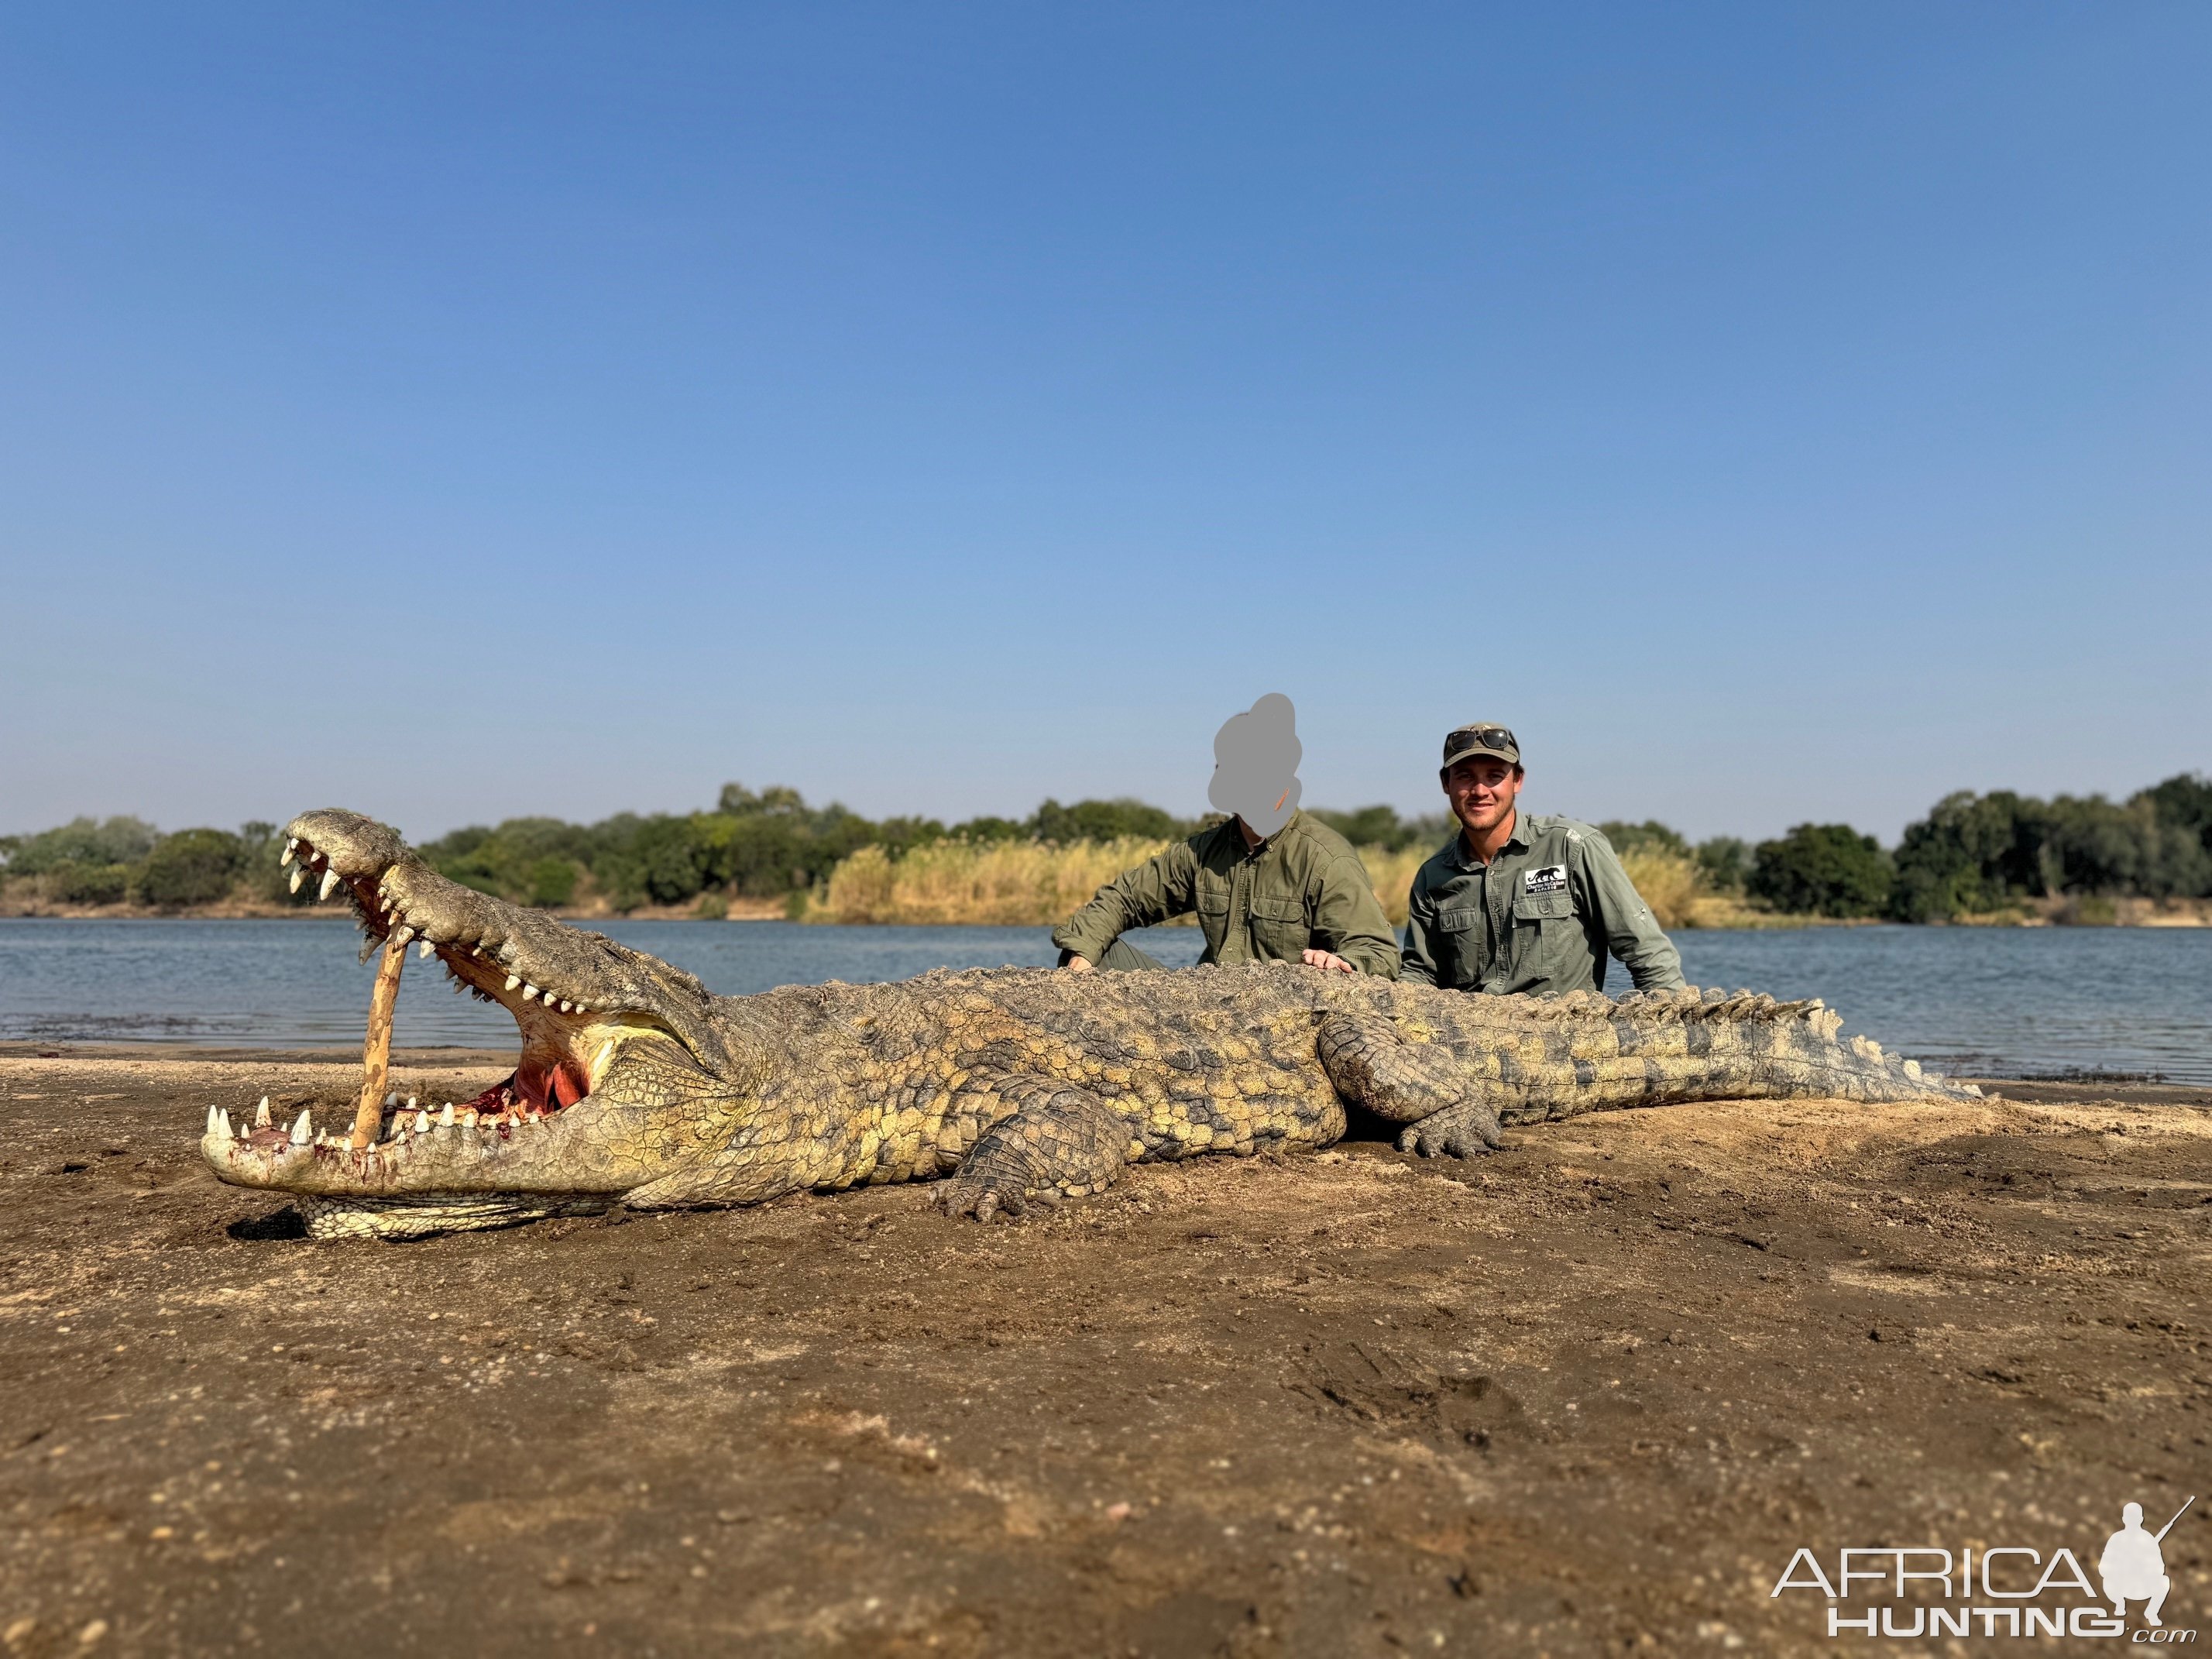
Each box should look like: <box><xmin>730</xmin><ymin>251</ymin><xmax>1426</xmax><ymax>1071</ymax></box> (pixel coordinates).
<box><xmin>1308</xmin><ymin>805</ymin><xmax>1453</xmax><ymax>854</ymax></box>
<box><xmin>2144</xmin><ymin>772</ymin><xmax>2212</xmax><ymax>854</ymax></box>
<box><xmin>1028</xmin><ymin>798</ymin><xmax>1190</xmax><ymax>844</ymax></box>
<box><xmin>525</xmin><ymin>857</ymin><xmax>579</xmax><ymax>908</ymax></box>
<box><xmin>1750</xmin><ymin>824</ymin><xmax>1892</xmax><ymax>919</ymax></box>
<box><xmin>137</xmin><ymin>829</ymin><xmax>247</xmax><ymax>908</ymax></box>
<box><xmin>1694</xmin><ymin>836</ymin><xmax>1753</xmax><ymax>895</ymax></box>
<box><xmin>4</xmin><ymin>816</ymin><xmax>158</xmax><ymax>874</ymax></box>
<box><xmin>1597</xmin><ymin>820</ymin><xmax>1690</xmax><ymax>858</ymax></box>
<box><xmin>234</xmin><ymin>820</ymin><xmax>316</xmax><ymax>906</ymax></box>
<box><xmin>1890</xmin><ymin>778</ymin><xmax>2212</xmax><ymax>919</ymax></box>
<box><xmin>50</xmin><ymin>861</ymin><xmax>133</xmax><ymax>905</ymax></box>
<box><xmin>631</xmin><ymin>817</ymin><xmax>708</xmax><ymax>905</ymax></box>
<box><xmin>943</xmin><ymin>815</ymin><xmax>1025</xmax><ymax>843</ymax></box>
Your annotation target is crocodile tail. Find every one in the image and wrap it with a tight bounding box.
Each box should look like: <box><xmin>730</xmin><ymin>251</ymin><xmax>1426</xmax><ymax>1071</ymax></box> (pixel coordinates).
<box><xmin>1602</xmin><ymin>985</ymin><xmax>1983</xmax><ymax>1108</ymax></box>
<box><xmin>1465</xmin><ymin>985</ymin><xmax>1984</xmax><ymax>1123</ymax></box>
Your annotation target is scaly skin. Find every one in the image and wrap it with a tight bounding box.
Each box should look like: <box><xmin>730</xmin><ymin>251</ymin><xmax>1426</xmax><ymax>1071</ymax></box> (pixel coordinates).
<box><xmin>202</xmin><ymin>810</ymin><xmax>1980</xmax><ymax>1238</ymax></box>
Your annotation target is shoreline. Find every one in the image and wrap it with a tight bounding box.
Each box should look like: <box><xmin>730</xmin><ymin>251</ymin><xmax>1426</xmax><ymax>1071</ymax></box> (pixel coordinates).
<box><xmin>4</xmin><ymin>1042</ymin><xmax>2206</xmax><ymax>1104</ymax></box>
<box><xmin>5</xmin><ymin>904</ymin><xmax>2208</xmax><ymax>929</ymax></box>
<box><xmin>6</xmin><ymin>1042</ymin><xmax>2207</xmax><ymax>1104</ymax></box>
<box><xmin>0</xmin><ymin>896</ymin><xmax>795</xmax><ymax>923</ymax></box>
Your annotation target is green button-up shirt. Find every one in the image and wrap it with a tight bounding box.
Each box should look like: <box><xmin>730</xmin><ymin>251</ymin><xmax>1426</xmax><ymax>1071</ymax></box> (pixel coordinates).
<box><xmin>1400</xmin><ymin>812</ymin><xmax>1684</xmax><ymax>997</ymax></box>
<box><xmin>1052</xmin><ymin>811</ymin><xmax>1401</xmax><ymax>978</ymax></box>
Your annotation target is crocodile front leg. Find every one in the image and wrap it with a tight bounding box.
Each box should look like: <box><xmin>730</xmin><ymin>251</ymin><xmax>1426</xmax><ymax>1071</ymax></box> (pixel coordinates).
<box><xmin>1316</xmin><ymin>1012</ymin><xmax>1506</xmax><ymax>1159</ymax></box>
<box><xmin>933</xmin><ymin>1077</ymin><xmax>1132</xmax><ymax>1224</ymax></box>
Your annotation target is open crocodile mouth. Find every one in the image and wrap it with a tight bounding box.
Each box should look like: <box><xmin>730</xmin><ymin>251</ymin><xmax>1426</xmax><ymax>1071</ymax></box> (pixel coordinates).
<box><xmin>201</xmin><ymin>809</ymin><xmax>726</xmax><ymax>1208</ymax></box>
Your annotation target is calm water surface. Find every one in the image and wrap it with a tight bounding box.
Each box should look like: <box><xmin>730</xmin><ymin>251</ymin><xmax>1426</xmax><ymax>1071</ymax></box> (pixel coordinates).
<box><xmin>1</xmin><ymin>919</ymin><xmax>2207</xmax><ymax>1083</ymax></box>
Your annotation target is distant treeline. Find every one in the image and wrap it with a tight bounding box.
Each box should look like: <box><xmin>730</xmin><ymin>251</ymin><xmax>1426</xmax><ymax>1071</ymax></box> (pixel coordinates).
<box><xmin>0</xmin><ymin>787</ymin><xmax>1443</xmax><ymax>918</ymax></box>
<box><xmin>1631</xmin><ymin>773</ymin><xmax>2212</xmax><ymax>922</ymax></box>
<box><xmin>3</xmin><ymin>773</ymin><xmax>2207</xmax><ymax>926</ymax></box>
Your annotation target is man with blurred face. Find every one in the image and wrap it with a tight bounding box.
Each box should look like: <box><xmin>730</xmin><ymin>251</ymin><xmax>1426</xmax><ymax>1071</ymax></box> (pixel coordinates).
<box><xmin>1053</xmin><ymin>695</ymin><xmax>1400</xmax><ymax>977</ymax></box>
<box><xmin>1400</xmin><ymin>723</ymin><xmax>1683</xmax><ymax>997</ymax></box>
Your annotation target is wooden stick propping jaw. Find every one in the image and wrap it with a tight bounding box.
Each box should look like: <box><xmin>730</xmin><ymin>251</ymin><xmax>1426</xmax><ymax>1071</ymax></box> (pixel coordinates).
<box><xmin>349</xmin><ymin>938</ymin><xmax>406</xmax><ymax>1149</ymax></box>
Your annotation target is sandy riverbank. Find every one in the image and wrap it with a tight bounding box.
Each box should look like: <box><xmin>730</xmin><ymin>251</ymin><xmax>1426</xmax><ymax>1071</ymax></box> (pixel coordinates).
<box><xmin>2</xmin><ymin>1053</ymin><xmax>2209</xmax><ymax>1654</ymax></box>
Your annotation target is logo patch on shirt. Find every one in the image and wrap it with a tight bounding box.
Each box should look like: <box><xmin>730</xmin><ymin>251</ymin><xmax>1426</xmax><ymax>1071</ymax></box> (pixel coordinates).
<box><xmin>1523</xmin><ymin>864</ymin><xmax>1567</xmax><ymax>896</ymax></box>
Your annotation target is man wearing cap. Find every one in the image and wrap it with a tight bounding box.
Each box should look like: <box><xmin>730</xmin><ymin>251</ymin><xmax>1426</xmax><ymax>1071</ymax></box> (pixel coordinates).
<box><xmin>1053</xmin><ymin>695</ymin><xmax>1400</xmax><ymax>978</ymax></box>
<box><xmin>1401</xmin><ymin>723</ymin><xmax>1684</xmax><ymax>998</ymax></box>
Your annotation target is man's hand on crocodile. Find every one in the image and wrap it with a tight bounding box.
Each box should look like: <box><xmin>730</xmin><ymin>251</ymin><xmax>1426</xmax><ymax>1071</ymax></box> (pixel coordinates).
<box><xmin>1301</xmin><ymin>948</ymin><xmax>1355</xmax><ymax>973</ymax></box>
<box><xmin>1397</xmin><ymin>1100</ymin><xmax>1507</xmax><ymax>1159</ymax></box>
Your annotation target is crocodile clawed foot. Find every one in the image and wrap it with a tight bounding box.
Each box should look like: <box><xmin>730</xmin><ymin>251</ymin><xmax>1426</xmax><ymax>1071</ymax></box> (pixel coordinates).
<box><xmin>933</xmin><ymin>1079</ymin><xmax>1129</xmax><ymax>1224</ymax></box>
<box><xmin>1397</xmin><ymin>1101</ymin><xmax>1507</xmax><ymax>1159</ymax></box>
<box><xmin>933</xmin><ymin>1175</ymin><xmax>1036</xmax><ymax>1225</ymax></box>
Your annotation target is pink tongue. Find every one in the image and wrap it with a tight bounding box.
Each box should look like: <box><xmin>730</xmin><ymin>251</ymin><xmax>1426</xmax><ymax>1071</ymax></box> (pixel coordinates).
<box><xmin>506</xmin><ymin>1061</ymin><xmax>589</xmax><ymax>1111</ymax></box>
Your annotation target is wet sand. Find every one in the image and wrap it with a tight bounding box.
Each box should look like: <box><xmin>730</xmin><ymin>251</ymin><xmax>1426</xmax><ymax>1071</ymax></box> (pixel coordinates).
<box><xmin>2</xmin><ymin>1048</ymin><xmax>2209</xmax><ymax>1656</ymax></box>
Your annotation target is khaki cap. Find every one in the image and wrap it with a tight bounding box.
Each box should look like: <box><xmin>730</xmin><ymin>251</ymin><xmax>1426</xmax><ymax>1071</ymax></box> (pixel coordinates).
<box><xmin>1440</xmin><ymin>723</ymin><xmax>1520</xmax><ymax>776</ymax></box>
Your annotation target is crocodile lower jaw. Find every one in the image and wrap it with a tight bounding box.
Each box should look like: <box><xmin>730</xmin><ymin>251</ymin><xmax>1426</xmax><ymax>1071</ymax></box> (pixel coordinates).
<box><xmin>201</xmin><ymin>821</ymin><xmax>669</xmax><ymax>1190</ymax></box>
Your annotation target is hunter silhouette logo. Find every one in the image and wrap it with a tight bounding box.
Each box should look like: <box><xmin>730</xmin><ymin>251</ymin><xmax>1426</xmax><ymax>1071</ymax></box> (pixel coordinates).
<box><xmin>1770</xmin><ymin>1492</ymin><xmax>2198</xmax><ymax>1641</ymax></box>
<box><xmin>2102</xmin><ymin>1498</ymin><xmax>2192</xmax><ymax>1628</ymax></box>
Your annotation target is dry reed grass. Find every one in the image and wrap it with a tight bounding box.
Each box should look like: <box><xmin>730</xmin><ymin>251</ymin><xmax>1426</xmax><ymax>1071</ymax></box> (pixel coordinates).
<box><xmin>805</xmin><ymin>837</ymin><xmax>1175</xmax><ymax>926</ymax></box>
<box><xmin>1617</xmin><ymin>848</ymin><xmax>1699</xmax><ymax>930</ymax></box>
<box><xmin>1359</xmin><ymin>844</ymin><xmax>1428</xmax><ymax>927</ymax></box>
<box><xmin>805</xmin><ymin>837</ymin><xmax>1746</xmax><ymax>933</ymax></box>
<box><xmin>806</xmin><ymin>836</ymin><xmax>1433</xmax><ymax>928</ymax></box>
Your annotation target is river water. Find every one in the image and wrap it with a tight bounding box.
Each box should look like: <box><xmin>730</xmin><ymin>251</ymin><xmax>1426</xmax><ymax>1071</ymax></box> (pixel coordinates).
<box><xmin>1</xmin><ymin>919</ymin><xmax>2207</xmax><ymax>1083</ymax></box>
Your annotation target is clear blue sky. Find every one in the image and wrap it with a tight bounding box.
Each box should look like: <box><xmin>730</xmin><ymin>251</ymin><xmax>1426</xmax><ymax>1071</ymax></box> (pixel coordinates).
<box><xmin>4</xmin><ymin>4</ymin><xmax>2207</xmax><ymax>846</ymax></box>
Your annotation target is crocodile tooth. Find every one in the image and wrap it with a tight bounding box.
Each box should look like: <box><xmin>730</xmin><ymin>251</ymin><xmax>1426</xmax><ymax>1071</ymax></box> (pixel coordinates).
<box><xmin>218</xmin><ymin>1109</ymin><xmax>234</xmax><ymax>1139</ymax></box>
<box><xmin>280</xmin><ymin>841</ymin><xmax>296</xmax><ymax>867</ymax></box>
<box><xmin>558</xmin><ymin>1000</ymin><xmax>573</xmax><ymax>1014</ymax></box>
<box><xmin>523</xmin><ymin>985</ymin><xmax>540</xmax><ymax>1002</ymax></box>
<box><xmin>289</xmin><ymin>867</ymin><xmax>304</xmax><ymax>894</ymax></box>
<box><xmin>414</xmin><ymin>1112</ymin><xmax>433</xmax><ymax>1133</ymax></box>
<box><xmin>205</xmin><ymin>1105</ymin><xmax>219</xmax><ymax>1135</ymax></box>
<box><xmin>405</xmin><ymin>1096</ymin><xmax>417</xmax><ymax>1111</ymax></box>
<box><xmin>255</xmin><ymin>1097</ymin><xmax>271</xmax><ymax>1128</ymax></box>
<box><xmin>392</xmin><ymin>925</ymin><xmax>415</xmax><ymax>948</ymax></box>
<box><xmin>384</xmin><ymin>1091</ymin><xmax>400</xmax><ymax>1107</ymax></box>
<box><xmin>318</xmin><ymin>869</ymin><xmax>341</xmax><ymax>902</ymax></box>
<box><xmin>417</xmin><ymin>939</ymin><xmax>436</xmax><ymax>960</ymax></box>
<box><xmin>505</xmin><ymin>975</ymin><xmax>521</xmax><ymax>991</ymax></box>
<box><xmin>439</xmin><ymin>1103</ymin><xmax>455</xmax><ymax>1127</ymax></box>
<box><xmin>461</xmin><ymin>1108</ymin><xmax>479</xmax><ymax>1127</ymax></box>
<box><xmin>290</xmin><ymin>1111</ymin><xmax>312</xmax><ymax>1145</ymax></box>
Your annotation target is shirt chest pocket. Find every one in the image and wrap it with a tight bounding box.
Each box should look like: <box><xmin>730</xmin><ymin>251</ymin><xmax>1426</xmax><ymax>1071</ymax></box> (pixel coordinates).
<box><xmin>1512</xmin><ymin>891</ymin><xmax>1574</xmax><ymax>923</ymax></box>
<box><xmin>1247</xmin><ymin>894</ymin><xmax>1309</xmax><ymax>958</ymax></box>
<box><xmin>1433</xmin><ymin>905</ymin><xmax>1487</xmax><ymax>973</ymax></box>
<box><xmin>1194</xmin><ymin>874</ymin><xmax>1231</xmax><ymax>921</ymax></box>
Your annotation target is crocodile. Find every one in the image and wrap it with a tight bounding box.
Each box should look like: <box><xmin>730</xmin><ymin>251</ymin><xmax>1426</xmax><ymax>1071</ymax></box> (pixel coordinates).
<box><xmin>202</xmin><ymin>809</ymin><xmax>1980</xmax><ymax>1238</ymax></box>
